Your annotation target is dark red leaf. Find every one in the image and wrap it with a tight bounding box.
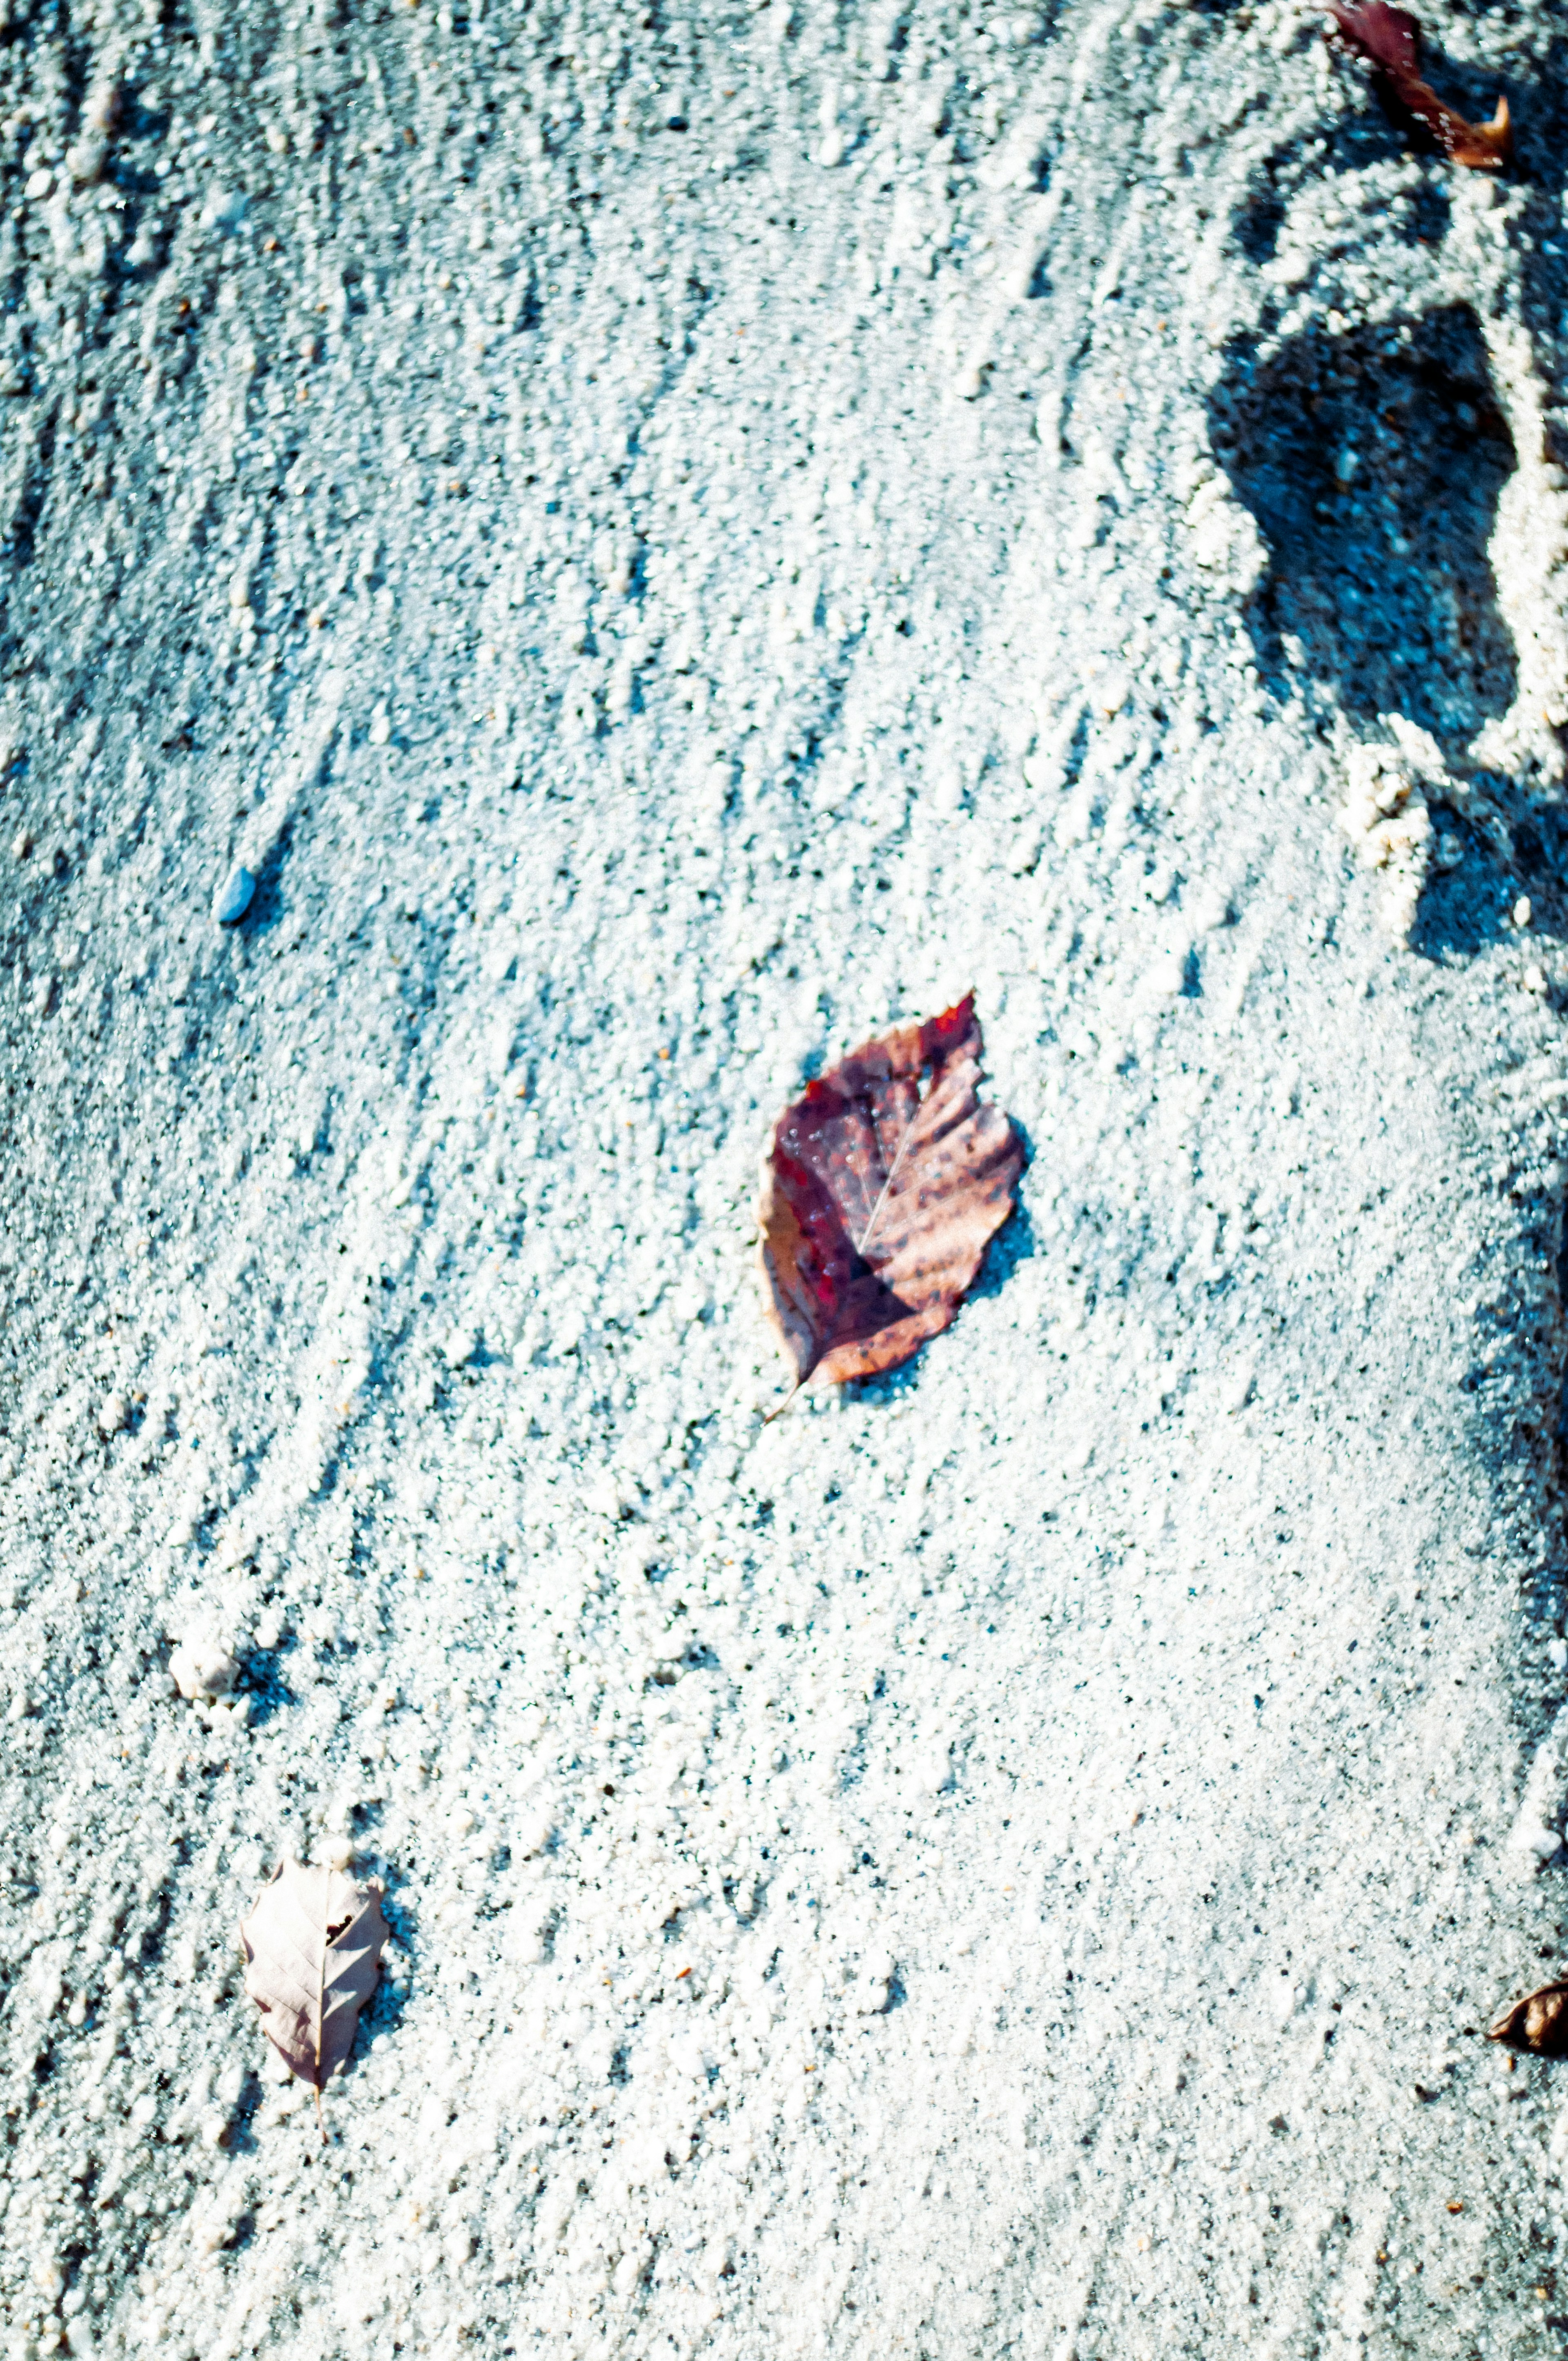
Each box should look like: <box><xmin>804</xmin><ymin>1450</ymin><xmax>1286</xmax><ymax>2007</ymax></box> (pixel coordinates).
<box><xmin>1327</xmin><ymin>4</ymin><xmax>1512</xmax><ymax>171</ymax></box>
<box><xmin>757</xmin><ymin>993</ymin><xmax>1023</xmax><ymax>1403</ymax></box>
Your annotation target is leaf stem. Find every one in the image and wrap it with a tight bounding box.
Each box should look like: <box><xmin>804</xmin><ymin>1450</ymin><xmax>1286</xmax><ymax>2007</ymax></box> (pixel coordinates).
<box><xmin>762</xmin><ymin>1378</ymin><xmax>804</xmax><ymax>1426</ymax></box>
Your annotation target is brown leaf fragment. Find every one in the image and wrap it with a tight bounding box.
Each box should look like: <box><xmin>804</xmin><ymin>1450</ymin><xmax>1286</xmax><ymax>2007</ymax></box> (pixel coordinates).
<box><xmin>757</xmin><ymin>991</ymin><xmax>1023</xmax><ymax>1403</ymax></box>
<box><xmin>1327</xmin><ymin>4</ymin><xmax>1512</xmax><ymax>171</ymax></box>
<box><xmin>240</xmin><ymin>1859</ymin><xmax>389</xmax><ymax>2137</ymax></box>
<box><xmin>1487</xmin><ymin>1980</ymin><xmax>1568</xmax><ymax>2057</ymax></box>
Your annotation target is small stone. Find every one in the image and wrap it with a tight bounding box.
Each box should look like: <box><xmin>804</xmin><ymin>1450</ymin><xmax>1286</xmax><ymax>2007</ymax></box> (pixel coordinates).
<box><xmin>1509</xmin><ymin>1821</ymin><xmax>1563</xmax><ymax>1862</ymax></box>
<box><xmin>369</xmin><ymin>704</ymin><xmax>392</xmax><ymax>746</ymax></box>
<box><xmin>444</xmin><ymin>1324</ymin><xmax>478</xmax><ymax>1368</ymax></box>
<box><xmin>1142</xmin><ymin>953</ymin><xmax>1186</xmax><ymax>1001</ymax></box>
<box><xmin>200</xmin><ymin>186</ymin><xmax>247</xmax><ymax>232</ymax></box>
<box><xmin>1515</xmin><ymin>896</ymin><xmax>1533</xmax><ymax>929</ymax></box>
<box><xmin>1522</xmin><ymin>963</ymin><xmax>1548</xmax><ymax>996</ymax></box>
<box><xmin>168</xmin><ymin>1639</ymin><xmax>238</xmax><ymax>1703</ymax></box>
<box><xmin>213</xmin><ymin>863</ymin><xmax>256</xmax><ymax>926</ymax></box>
<box><xmin>12</xmin><ymin>828</ymin><xmax>32</xmax><ymax>860</ymax></box>
<box><xmin>65</xmin><ymin>130</ymin><xmax>108</xmax><ymax>183</ymax></box>
<box><xmin>83</xmin><ymin>80</ymin><xmax>122</xmax><ymax>134</ymax></box>
<box><xmin>95</xmin><ymin>1390</ymin><xmax>130</xmax><ymax>1437</ymax></box>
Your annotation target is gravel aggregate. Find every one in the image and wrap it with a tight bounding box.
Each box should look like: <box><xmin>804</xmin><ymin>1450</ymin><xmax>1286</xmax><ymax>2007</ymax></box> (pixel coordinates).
<box><xmin>4</xmin><ymin>1</ymin><xmax>1568</xmax><ymax>2356</ymax></box>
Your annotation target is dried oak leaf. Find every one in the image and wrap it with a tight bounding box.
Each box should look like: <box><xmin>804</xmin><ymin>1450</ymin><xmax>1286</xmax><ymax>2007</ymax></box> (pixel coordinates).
<box><xmin>240</xmin><ymin>1859</ymin><xmax>389</xmax><ymax>2134</ymax></box>
<box><xmin>1488</xmin><ymin>1980</ymin><xmax>1568</xmax><ymax>2058</ymax></box>
<box><xmin>757</xmin><ymin>991</ymin><xmax>1022</xmax><ymax>1401</ymax></box>
<box><xmin>1327</xmin><ymin>3</ymin><xmax>1512</xmax><ymax>171</ymax></box>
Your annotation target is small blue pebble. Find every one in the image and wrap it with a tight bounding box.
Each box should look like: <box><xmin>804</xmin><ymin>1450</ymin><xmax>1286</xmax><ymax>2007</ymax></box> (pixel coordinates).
<box><xmin>213</xmin><ymin>863</ymin><xmax>256</xmax><ymax>926</ymax></box>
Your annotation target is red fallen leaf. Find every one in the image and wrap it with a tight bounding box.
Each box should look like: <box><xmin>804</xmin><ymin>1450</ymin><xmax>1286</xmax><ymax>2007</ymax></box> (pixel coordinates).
<box><xmin>757</xmin><ymin>992</ymin><xmax>1023</xmax><ymax>1405</ymax></box>
<box><xmin>1327</xmin><ymin>3</ymin><xmax>1512</xmax><ymax>171</ymax></box>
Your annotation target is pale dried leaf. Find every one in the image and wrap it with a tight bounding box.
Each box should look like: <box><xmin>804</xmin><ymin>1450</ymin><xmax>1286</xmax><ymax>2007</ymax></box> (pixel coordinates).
<box><xmin>239</xmin><ymin>1859</ymin><xmax>389</xmax><ymax>2129</ymax></box>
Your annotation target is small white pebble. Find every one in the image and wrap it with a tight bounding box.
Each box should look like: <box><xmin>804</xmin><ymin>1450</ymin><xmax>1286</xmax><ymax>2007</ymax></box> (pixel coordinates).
<box><xmin>369</xmin><ymin>703</ymin><xmax>392</xmax><ymax>746</ymax></box>
<box><xmin>200</xmin><ymin>186</ymin><xmax>247</xmax><ymax>231</ymax></box>
<box><xmin>200</xmin><ymin>2114</ymin><xmax>230</xmax><ymax>2149</ymax></box>
<box><xmin>84</xmin><ymin>80</ymin><xmax>121</xmax><ymax>134</ymax></box>
<box><xmin>129</xmin><ymin>2093</ymin><xmax>158</xmax><ymax>2128</ymax></box>
<box><xmin>1515</xmin><ymin>896</ymin><xmax>1532</xmax><ymax>929</ymax></box>
<box><xmin>24</xmin><ymin>166</ymin><xmax>53</xmax><ymax>200</ymax></box>
<box><xmin>96</xmin><ymin>1390</ymin><xmax>130</xmax><ymax>1437</ymax></box>
<box><xmin>168</xmin><ymin>1640</ymin><xmax>238</xmax><ymax>1703</ymax></box>
<box><xmin>1522</xmin><ymin>963</ymin><xmax>1548</xmax><ymax>995</ymax></box>
<box><xmin>444</xmin><ymin>1324</ymin><xmax>478</xmax><ymax>1368</ymax></box>
<box><xmin>1142</xmin><ymin>953</ymin><xmax>1186</xmax><ymax>1001</ymax></box>
<box><xmin>213</xmin><ymin>862</ymin><xmax>256</xmax><ymax>926</ymax></box>
<box><xmin>65</xmin><ymin>131</ymin><xmax>107</xmax><ymax>183</ymax></box>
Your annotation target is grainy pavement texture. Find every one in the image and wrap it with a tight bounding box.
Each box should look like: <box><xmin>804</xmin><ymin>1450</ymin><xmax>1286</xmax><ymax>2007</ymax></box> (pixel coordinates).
<box><xmin>4</xmin><ymin>0</ymin><xmax>1568</xmax><ymax>2356</ymax></box>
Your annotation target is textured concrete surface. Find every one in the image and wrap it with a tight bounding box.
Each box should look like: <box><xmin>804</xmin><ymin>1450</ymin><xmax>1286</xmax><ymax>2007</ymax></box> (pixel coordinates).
<box><xmin>4</xmin><ymin>1</ymin><xmax>1568</xmax><ymax>2356</ymax></box>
